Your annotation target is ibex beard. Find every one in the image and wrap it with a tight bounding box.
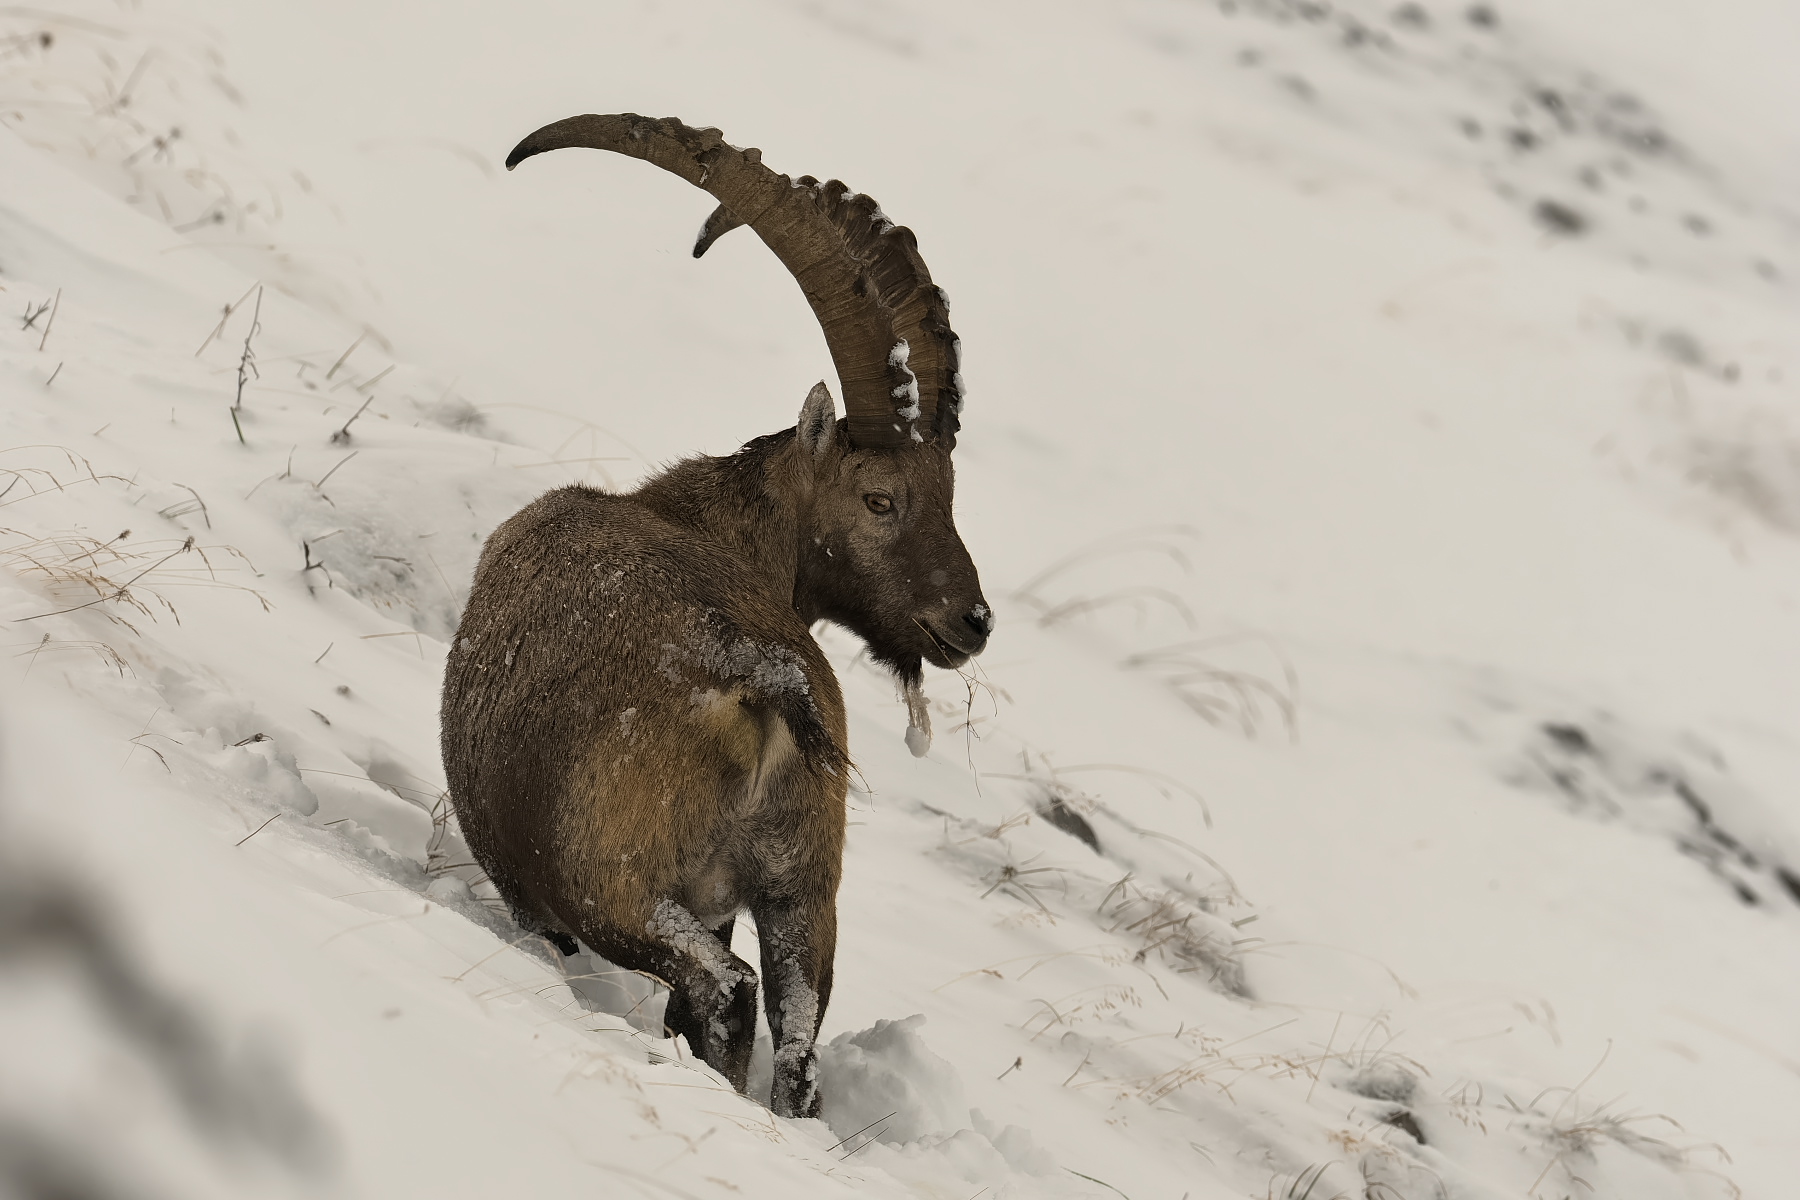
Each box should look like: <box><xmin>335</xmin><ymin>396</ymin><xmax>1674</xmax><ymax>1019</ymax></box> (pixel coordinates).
<box><xmin>441</xmin><ymin>115</ymin><xmax>993</xmax><ymax>1119</ymax></box>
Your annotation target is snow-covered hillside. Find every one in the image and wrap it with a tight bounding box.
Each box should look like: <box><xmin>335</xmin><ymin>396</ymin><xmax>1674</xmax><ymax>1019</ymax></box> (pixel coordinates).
<box><xmin>2</xmin><ymin>2</ymin><xmax>1796</xmax><ymax>1197</ymax></box>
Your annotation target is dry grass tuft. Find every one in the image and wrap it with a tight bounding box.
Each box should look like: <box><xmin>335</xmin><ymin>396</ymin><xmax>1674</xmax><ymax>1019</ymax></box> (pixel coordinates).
<box><xmin>994</xmin><ymin>755</ymin><xmax>1217</xmax><ymax>829</ymax></box>
<box><xmin>1011</xmin><ymin>527</ymin><xmax>1300</xmax><ymax>740</ymax></box>
<box><xmin>1124</xmin><ymin>633</ymin><xmax>1299</xmax><ymax>741</ymax></box>
<box><xmin>422</xmin><ymin>790</ymin><xmax>488</xmax><ymax>883</ymax></box>
<box><xmin>1263</xmin><ymin>1162</ymin><xmax>1347</xmax><ymax>1200</ymax></box>
<box><xmin>0</xmin><ymin>446</ymin><xmax>130</xmax><ymax>510</ymax></box>
<box><xmin>4</xmin><ymin>530</ymin><xmax>268</xmax><ymax>629</ymax></box>
<box><xmin>1013</xmin><ymin>524</ymin><xmax>1201</xmax><ymax>631</ymax></box>
<box><xmin>1509</xmin><ymin>1050</ymin><xmax>1739</xmax><ymax>1200</ymax></box>
<box><xmin>7</xmin><ymin>632</ymin><xmax>132</xmax><ymax>676</ymax></box>
<box><xmin>2</xmin><ymin>447</ymin><xmax>267</xmax><ymax>627</ymax></box>
<box><xmin>1095</xmin><ymin>874</ymin><xmax>1247</xmax><ymax>993</ymax></box>
<box><xmin>0</xmin><ymin>14</ymin><xmax>293</xmax><ymax>250</ymax></box>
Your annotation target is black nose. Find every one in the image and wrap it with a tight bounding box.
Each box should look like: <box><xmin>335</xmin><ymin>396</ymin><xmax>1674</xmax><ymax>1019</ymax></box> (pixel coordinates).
<box><xmin>963</xmin><ymin>603</ymin><xmax>995</xmax><ymax>645</ymax></box>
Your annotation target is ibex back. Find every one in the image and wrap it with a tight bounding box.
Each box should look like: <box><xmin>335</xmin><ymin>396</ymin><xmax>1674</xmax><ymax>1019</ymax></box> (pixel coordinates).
<box><xmin>441</xmin><ymin>115</ymin><xmax>992</xmax><ymax>1118</ymax></box>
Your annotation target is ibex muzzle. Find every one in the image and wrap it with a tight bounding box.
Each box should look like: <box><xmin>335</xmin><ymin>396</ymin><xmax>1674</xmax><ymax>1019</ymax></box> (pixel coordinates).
<box><xmin>441</xmin><ymin>115</ymin><xmax>991</xmax><ymax>1118</ymax></box>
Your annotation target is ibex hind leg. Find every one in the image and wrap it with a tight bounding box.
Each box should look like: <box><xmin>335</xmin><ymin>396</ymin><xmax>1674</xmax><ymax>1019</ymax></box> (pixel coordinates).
<box><xmin>662</xmin><ymin>914</ymin><xmax>739</xmax><ymax>1061</ymax></box>
<box><xmin>581</xmin><ymin>900</ymin><xmax>758</xmax><ymax>1091</ymax></box>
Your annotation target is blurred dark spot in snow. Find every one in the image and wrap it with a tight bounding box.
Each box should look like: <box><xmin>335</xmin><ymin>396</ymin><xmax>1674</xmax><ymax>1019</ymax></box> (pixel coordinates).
<box><xmin>0</xmin><ymin>861</ymin><xmax>336</xmax><ymax>1187</ymax></box>
<box><xmin>1779</xmin><ymin>867</ymin><xmax>1800</xmax><ymax>905</ymax></box>
<box><xmin>1511</xmin><ymin>718</ymin><xmax>1800</xmax><ymax>911</ymax></box>
<box><xmin>1382</xmin><ymin>1108</ymin><xmax>1427</xmax><ymax>1144</ymax></box>
<box><xmin>1345</xmin><ymin>1060</ymin><xmax>1417</xmax><ymax>1105</ymax></box>
<box><xmin>1540</xmin><ymin>722</ymin><xmax>1591</xmax><ymax>754</ymax></box>
<box><xmin>1532</xmin><ymin>198</ymin><xmax>1588</xmax><ymax>235</ymax></box>
<box><xmin>785</xmin><ymin>0</ymin><xmax>920</xmax><ymax>59</ymax></box>
<box><xmin>1034</xmin><ymin>792</ymin><xmax>1101</xmax><ymax>853</ymax></box>
<box><xmin>1390</xmin><ymin>4</ymin><xmax>1430</xmax><ymax>31</ymax></box>
<box><xmin>413</xmin><ymin>394</ymin><xmax>488</xmax><ymax>436</ymax></box>
<box><xmin>1280</xmin><ymin>73</ymin><xmax>1317</xmax><ymax>101</ymax></box>
<box><xmin>1653</xmin><ymin>327</ymin><xmax>1705</xmax><ymax>368</ymax></box>
<box><xmin>0</xmin><ymin>1122</ymin><xmax>158</xmax><ymax>1200</ymax></box>
<box><xmin>1182</xmin><ymin>0</ymin><xmax>1784</xmax><ymax>295</ymax></box>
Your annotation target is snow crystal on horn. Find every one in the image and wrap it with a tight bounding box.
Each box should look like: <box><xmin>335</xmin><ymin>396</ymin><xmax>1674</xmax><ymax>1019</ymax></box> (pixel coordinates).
<box><xmin>889</xmin><ymin>339</ymin><xmax>921</xmax><ymax>425</ymax></box>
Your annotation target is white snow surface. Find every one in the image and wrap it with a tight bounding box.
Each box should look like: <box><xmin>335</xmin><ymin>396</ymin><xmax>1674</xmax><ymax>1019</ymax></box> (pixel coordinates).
<box><xmin>2</xmin><ymin>1</ymin><xmax>1798</xmax><ymax>1197</ymax></box>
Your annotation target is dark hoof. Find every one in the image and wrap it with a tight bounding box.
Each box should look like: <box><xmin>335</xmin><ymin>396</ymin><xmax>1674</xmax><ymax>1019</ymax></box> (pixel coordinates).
<box><xmin>770</xmin><ymin>1043</ymin><xmax>821</xmax><ymax>1119</ymax></box>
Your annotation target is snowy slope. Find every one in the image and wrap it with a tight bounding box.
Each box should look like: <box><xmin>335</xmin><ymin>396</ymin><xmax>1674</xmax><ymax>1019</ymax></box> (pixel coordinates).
<box><xmin>2</xmin><ymin>2</ymin><xmax>1797</xmax><ymax>1198</ymax></box>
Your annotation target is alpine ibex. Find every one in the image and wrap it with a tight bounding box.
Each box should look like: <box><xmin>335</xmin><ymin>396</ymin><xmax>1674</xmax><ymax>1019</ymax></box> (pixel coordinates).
<box><xmin>441</xmin><ymin>115</ymin><xmax>992</xmax><ymax>1118</ymax></box>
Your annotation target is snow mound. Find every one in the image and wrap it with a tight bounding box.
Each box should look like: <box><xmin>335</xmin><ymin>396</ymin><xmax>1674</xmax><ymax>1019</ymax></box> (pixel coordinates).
<box><xmin>816</xmin><ymin>1015</ymin><xmax>1061</xmax><ymax>1194</ymax></box>
<box><xmin>819</xmin><ymin>1014</ymin><xmax>970</xmax><ymax>1145</ymax></box>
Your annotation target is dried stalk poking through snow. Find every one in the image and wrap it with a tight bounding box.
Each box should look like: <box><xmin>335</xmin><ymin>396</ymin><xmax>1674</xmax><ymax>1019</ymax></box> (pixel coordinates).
<box><xmin>230</xmin><ymin>285</ymin><xmax>262</xmax><ymax>444</ymax></box>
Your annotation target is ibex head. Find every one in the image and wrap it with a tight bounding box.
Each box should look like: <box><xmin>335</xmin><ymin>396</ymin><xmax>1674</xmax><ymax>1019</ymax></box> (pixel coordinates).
<box><xmin>507</xmin><ymin>114</ymin><xmax>993</xmax><ymax>701</ymax></box>
<box><xmin>789</xmin><ymin>382</ymin><xmax>990</xmax><ymax>683</ymax></box>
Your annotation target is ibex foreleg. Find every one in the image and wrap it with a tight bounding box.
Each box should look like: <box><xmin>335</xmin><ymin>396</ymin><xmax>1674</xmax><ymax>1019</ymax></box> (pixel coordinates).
<box><xmin>756</xmin><ymin>900</ymin><xmax>836</xmax><ymax>1119</ymax></box>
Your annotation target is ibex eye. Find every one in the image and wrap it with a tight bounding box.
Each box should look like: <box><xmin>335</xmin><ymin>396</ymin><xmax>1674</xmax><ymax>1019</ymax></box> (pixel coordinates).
<box><xmin>864</xmin><ymin>494</ymin><xmax>893</xmax><ymax>515</ymax></box>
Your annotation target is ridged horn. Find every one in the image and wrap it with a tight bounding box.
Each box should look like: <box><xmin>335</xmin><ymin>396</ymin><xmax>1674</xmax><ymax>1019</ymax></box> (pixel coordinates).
<box><xmin>506</xmin><ymin>114</ymin><xmax>962</xmax><ymax>449</ymax></box>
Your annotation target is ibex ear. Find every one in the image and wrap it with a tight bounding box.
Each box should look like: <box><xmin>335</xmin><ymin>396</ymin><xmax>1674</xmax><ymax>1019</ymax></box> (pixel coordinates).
<box><xmin>796</xmin><ymin>381</ymin><xmax>838</xmax><ymax>464</ymax></box>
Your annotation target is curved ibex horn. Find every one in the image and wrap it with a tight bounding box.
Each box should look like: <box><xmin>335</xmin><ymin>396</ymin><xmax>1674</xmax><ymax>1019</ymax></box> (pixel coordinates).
<box><xmin>506</xmin><ymin>114</ymin><xmax>962</xmax><ymax>449</ymax></box>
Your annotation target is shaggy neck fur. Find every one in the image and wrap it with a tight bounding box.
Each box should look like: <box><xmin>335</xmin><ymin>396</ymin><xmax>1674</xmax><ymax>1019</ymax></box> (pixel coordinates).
<box><xmin>631</xmin><ymin>429</ymin><xmax>811</xmax><ymax>612</ymax></box>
